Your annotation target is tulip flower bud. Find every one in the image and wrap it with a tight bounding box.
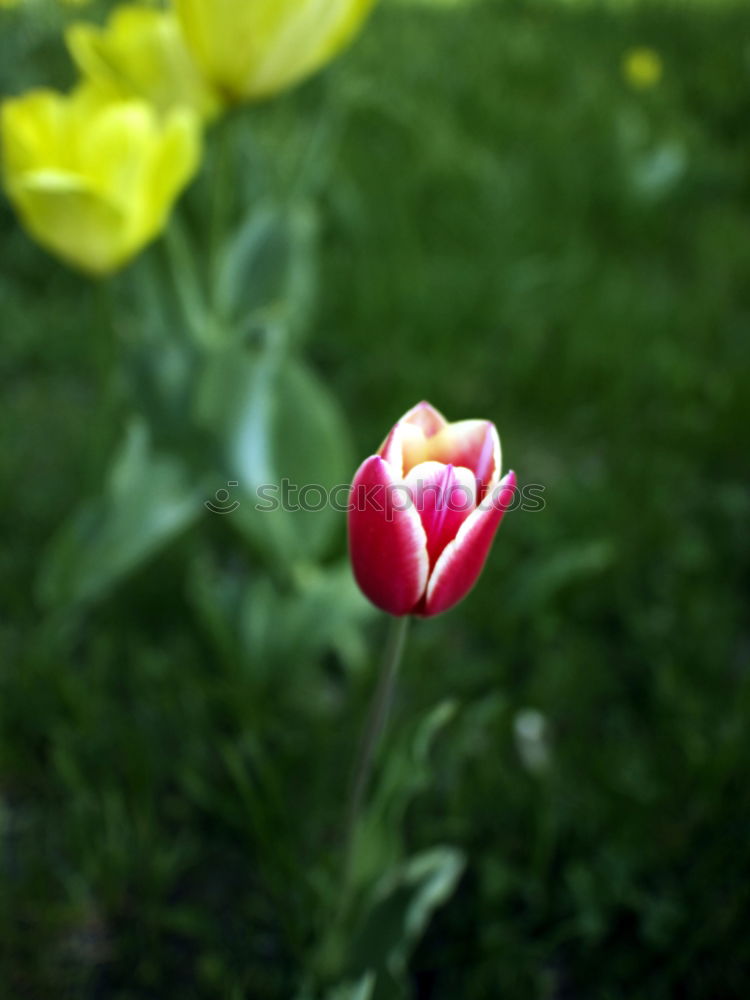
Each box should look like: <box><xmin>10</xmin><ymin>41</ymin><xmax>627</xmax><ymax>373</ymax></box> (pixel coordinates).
<box><xmin>348</xmin><ymin>402</ymin><xmax>516</xmax><ymax>616</ymax></box>
<box><xmin>173</xmin><ymin>0</ymin><xmax>377</xmax><ymax>103</ymax></box>
<box><xmin>1</xmin><ymin>85</ymin><xmax>201</xmax><ymax>276</ymax></box>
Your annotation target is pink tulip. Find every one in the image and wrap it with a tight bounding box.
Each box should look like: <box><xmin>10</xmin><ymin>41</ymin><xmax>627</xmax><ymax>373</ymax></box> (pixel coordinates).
<box><xmin>348</xmin><ymin>401</ymin><xmax>516</xmax><ymax>616</ymax></box>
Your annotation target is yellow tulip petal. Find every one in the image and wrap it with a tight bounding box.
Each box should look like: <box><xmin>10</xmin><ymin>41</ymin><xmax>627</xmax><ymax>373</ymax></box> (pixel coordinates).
<box><xmin>66</xmin><ymin>5</ymin><xmax>222</xmax><ymax>120</ymax></box>
<box><xmin>250</xmin><ymin>0</ymin><xmax>378</xmax><ymax>97</ymax></box>
<box><xmin>2</xmin><ymin>86</ymin><xmax>202</xmax><ymax>275</ymax></box>
<box><xmin>2</xmin><ymin>90</ymin><xmax>70</xmax><ymax>174</ymax></box>
<box><xmin>175</xmin><ymin>0</ymin><xmax>377</xmax><ymax>101</ymax></box>
<box><xmin>138</xmin><ymin>108</ymin><xmax>202</xmax><ymax>245</ymax></box>
<box><xmin>11</xmin><ymin>174</ymin><xmax>127</xmax><ymax>275</ymax></box>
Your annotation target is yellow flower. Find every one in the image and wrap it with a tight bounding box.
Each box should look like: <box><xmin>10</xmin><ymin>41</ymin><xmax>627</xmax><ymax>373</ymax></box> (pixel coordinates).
<box><xmin>66</xmin><ymin>4</ymin><xmax>222</xmax><ymax>121</ymax></box>
<box><xmin>622</xmin><ymin>47</ymin><xmax>663</xmax><ymax>91</ymax></box>
<box><xmin>173</xmin><ymin>0</ymin><xmax>377</xmax><ymax>102</ymax></box>
<box><xmin>1</xmin><ymin>85</ymin><xmax>201</xmax><ymax>275</ymax></box>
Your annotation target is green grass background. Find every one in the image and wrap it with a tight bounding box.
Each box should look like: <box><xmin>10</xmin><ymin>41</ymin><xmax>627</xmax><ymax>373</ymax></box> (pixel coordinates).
<box><xmin>2</xmin><ymin>0</ymin><xmax>750</xmax><ymax>997</ymax></box>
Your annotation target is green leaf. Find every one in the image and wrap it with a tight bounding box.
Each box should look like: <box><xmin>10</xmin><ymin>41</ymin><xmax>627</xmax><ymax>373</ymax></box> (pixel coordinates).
<box><xmin>294</xmin><ymin>971</ymin><xmax>376</xmax><ymax>1000</ymax></box>
<box><xmin>239</xmin><ymin>563</ymin><xmax>373</xmax><ymax>678</ymax></box>
<box><xmin>197</xmin><ymin>349</ymin><xmax>353</xmax><ymax>565</ymax></box>
<box><xmin>326</xmin><ymin>971</ymin><xmax>376</xmax><ymax>1000</ymax></box>
<box><xmin>351</xmin><ymin>701</ymin><xmax>459</xmax><ymax>895</ymax></box>
<box><xmin>316</xmin><ymin>704</ymin><xmax>461</xmax><ymax>996</ymax></box>
<box><xmin>38</xmin><ymin>419</ymin><xmax>204</xmax><ymax>608</ymax></box>
<box><xmin>349</xmin><ymin>848</ymin><xmax>465</xmax><ymax>998</ymax></box>
<box><xmin>187</xmin><ymin>553</ymin><xmax>373</xmax><ymax>684</ymax></box>
<box><xmin>216</xmin><ymin>201</ymin><xmax>319</xmax><ymax>345</ymax></box>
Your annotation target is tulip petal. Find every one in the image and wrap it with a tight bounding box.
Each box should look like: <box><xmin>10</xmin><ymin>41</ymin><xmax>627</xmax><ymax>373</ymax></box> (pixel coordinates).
<box><xmin>1</xmin><ymin>90</ymin><xmax>69</xmax><ymax>175</ymax></box>
<box><xmin>422</xmin><ymin>420</ymin><xmax>501</xmax><ymax>500</ymax></box>
<box><xmin>66</xmin><ymin>7</ymin><xmax>221</xmax><ymax>121</ymax></box>
<box><xmin>174</xmin><ymin>0</ymin><xmax>376</xmax><ymax>102</ymax></box>
<box><xmin>348</xmin><ymin>456</ymin><xmax>429</xmax><ymax>616</ymax></box>
<box><xmin>422</xmin><ymin>471</ymin><xmax>516</xmax><ymax>617</ymax></box>
<box><xmin>400</xmin><ymin>400</ymin><xmax>448</xmax><ymax>437</ymax></box>
<box><xmin>404</xmin><ymin>461</ymin><xmax>476</xmax><ymax>568</ymax></box>
<box><xmin>249</xmin><ymin>0</ymin><xmax>377</xmax><ymax>98</ymax></box>
<box><xmin>378</xmin><ymin>401</ymin><xmax>448</xmax><ymax>476</ymax></box>
<box><xmin>140</xmin><ymin>108</ymin><xmax>201</xmax><ymax>241</ymax></box>
<box><xmin>378</xmin><ymin>421</ymin><xmax>423</xmax><ymax>478</ymax></box>
<box><xmin>11</xmin><ymin>175</ymin><xmax>127</xmax><ymax>275</ymax></box>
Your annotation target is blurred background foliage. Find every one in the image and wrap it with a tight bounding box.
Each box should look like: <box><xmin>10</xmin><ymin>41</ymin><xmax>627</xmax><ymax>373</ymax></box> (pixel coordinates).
<box><xmin>2</xmin><ymin>0</ymin><xmax>750</xmax><ymax>997</ymax></box>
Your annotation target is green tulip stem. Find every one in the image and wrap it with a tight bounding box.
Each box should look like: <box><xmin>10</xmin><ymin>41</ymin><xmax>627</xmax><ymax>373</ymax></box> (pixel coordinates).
<box><xmin>343</xmin><ymin>613</ymin><xmax>411</xmax><ymax>885</ymax></box>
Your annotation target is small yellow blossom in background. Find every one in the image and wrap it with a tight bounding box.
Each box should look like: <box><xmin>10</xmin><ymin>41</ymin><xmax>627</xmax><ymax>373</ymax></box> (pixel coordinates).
<box><xmin>173</xmin><ymin>0</ymin><xmax>377</xmax><ymax>103</ymax></box>
<box><xmin>67</xmin><ymin>4</ymin><xmax>222</xmax><ymax>121</ymax></box>
<box><xmin>622</xmin><ymin>46</ymin><xmax>663</xmax><ymax>91</ymax></box>
<box><xmin>1</xmin><ymin>85</ymin><xmax>201</xmax><ymax>275</ymax></box>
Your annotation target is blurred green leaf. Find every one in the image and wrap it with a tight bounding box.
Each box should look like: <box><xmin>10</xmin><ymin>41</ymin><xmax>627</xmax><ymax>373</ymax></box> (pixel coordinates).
<box><xmin>216</xmin><ymin>201</ymin><xmax>319</xmax><ymax>345</ymax></box>
<box><xmin>349</xmin><ymin>847</ymin><xmax>465</xmax><ymax>999</ymax></box>
<box><xmin>244</xmin><ymin>562</ymin><xmax>373</xmax><ymax>673</ymax></box>
<box><xmin>326</xmin><ymin>971</ymin><xmax>376</xmax><ymax>1000</ymax></box>
<box><xmin>198</xmin><ymin>349</ymin><xmax>352</xmax><ymax>566</ymax></box>
<box><xmin>39</xmin><ymin>419</ymin><xmax>204</xmax><ymax>608</ymax></box>
<box><xmin>316</xmin><ymin>702</ymin><xmax>459</xmax><ymax>989</ymax></box>
<box><xmin>187</xmin><ymin>552</ymin><xmax>372</xmax><ymax>690</ymax></box>
<box><xmin>351</xmin><ymin>701</ymin><xmax>458</xmax><ymax>896</ymax></box>
<box><xmin>295</xmin><ymin>971</ymin><xmax>376</xmax><ymax>1000</ymax></box>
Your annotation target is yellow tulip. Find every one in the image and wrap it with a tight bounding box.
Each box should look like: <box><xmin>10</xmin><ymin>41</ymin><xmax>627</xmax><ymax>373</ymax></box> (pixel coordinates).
<box><xmin>2</xmin><ymin>85</ymin><xmax>201</xmax><ymax>276</ymax></box>
<box><xmin>173</xmin><ymin>0</ymin><xmax>377</xmax><ymax>102</ymax></box>
<box><xmin>66</xmin><ymin>4</ymin><xmax>222</xmax><ymax>121</ymax></box>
